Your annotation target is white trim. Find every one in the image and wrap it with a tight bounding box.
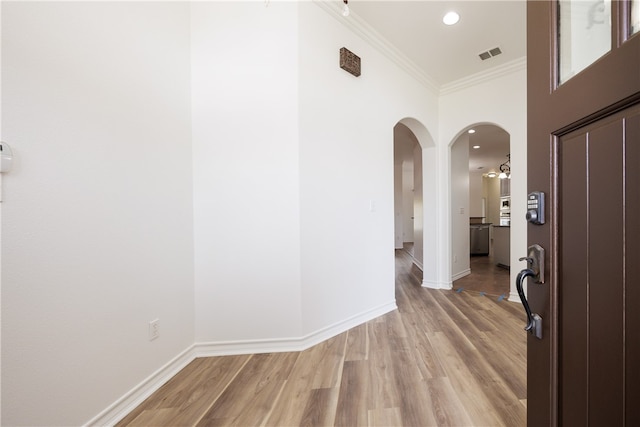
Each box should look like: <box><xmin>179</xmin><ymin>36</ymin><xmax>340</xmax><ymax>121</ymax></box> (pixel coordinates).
<box><xmin>194</xmin><ymin>300</ymin><xmax>397</xmax><ymax>357</ymax></box>
<box><xmin>440</xmin><ymin>57</ymin><xmax>527</xmax><ymax>95</ymax></box>
<box><xmin>508</xmin><ymin>292</ymin><xmax>522</xmax><ymax>304</ymax></box>
<box><xmin>313</xmin><ymin>1</ymin><xmax>526</xmax><ymax>97</ymax></box>
<box><xmin>451</xmin><ymin>268</ymin><xmax>471</xmax><ymax>281</ymax></box>
<box><xmin>422</xmin><ymin>279</ymin><xmax>452</xmax><ymax>290</ymax></box>
<box><xmin>421</xmin><ymin>280</ymin><xmax>440</xmax><ymax>289</ymax></box>
<box><xmin>86</xmin><ymin>302</ymin><xmax>397</xmax><ymax>425</ymax></box>
<box><xmin>313</xmin><ymin>0</ymin><xmax>439</xmax><ymax>94</ymax></box>
<box><xmin>412</xmin><ymin>258</ymin><xmax>424</xmax><ymax>271</ymax></box>
<box><xmin>84</xmin><ymin>345</ymin><xmax>196</xmax><ymax>427</ymax></box>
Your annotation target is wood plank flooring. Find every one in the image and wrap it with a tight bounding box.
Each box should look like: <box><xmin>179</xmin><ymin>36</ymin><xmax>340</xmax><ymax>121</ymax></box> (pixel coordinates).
<box><xmin>116</xmin><ymin>250</ymin><xmax>527</xmax><ymax>427</ymax></box>
<box><xmin>453</xmin><ymin>255</ymin><xmax>511</xmax><ymax>297</ymax></box>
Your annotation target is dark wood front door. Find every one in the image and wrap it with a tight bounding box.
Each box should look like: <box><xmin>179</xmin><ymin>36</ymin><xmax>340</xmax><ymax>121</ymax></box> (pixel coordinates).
<box><xmin>527</xmin><ymin>1</ymin><xmax>640</xmax><ymax>425</ymax></box>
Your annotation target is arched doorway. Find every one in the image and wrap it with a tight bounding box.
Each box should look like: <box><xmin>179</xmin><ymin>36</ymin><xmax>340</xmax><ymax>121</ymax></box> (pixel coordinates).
<box><xmin>394</xmin><ymin>123</ymin><xmax>421</xmax><ymax>260</ymax></box>
<box><xmin>393</xmin><ymin>118</ymin><xmax>437</xmax><ymax>287</ymax></box>
<box><xmin>450</xmin><ymin>123</ymin><xmax>511</xmax><ymax>296</ymax></box>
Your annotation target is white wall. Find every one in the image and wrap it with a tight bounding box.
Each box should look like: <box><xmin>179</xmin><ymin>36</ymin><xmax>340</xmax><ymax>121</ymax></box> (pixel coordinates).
<box><xmin>484</xmin><ymin>175</ymin><xmax>502</xmax><ymax>226</ymax></box>
<box><xmin>1</xmin><ymin>3</ymin><xmax>194</xmax><ymax>425</ymax></box>
<box><xmin>450</xmin><ymin>134</ymin><xmax>471</xmax><ymax>279</ymax></box>
<box><xmin>412</xmin><ymin>143</ymin><xmax>424</xmax><ymax>269</ymax></box>
<box><xmin>393</xmin><ymin>163</ymin><xmax>403</xmax><ymax>249</ymax></box>
<box><xmin>191</xmin><ymin>1</ymin><xmax>439</xmax><ymax>343</ymax></box>
<box><xmin>1</xmin><ymin>1</ymin><xmax>526</xmax><ymax>424</ymax></box>
<box><xmin>402</xmin><ymin>163</ymin><xmax>414</xmax><ymax>242</ymax></box>
<box><xmin>469</xmin><ymin>170</ymin><xmax>484</xmax><ymax>218</ymax></box>
<box><xmin>439</xmin><ymin>62</ymin><xmax>527</xmax><ymax>298</ymax></box>
<box><xmin>298</xmin><ymin>2</ymin><xmax>438</xmax><ymax>335</ymax></box>
<box><xmin>191</xmin><ymin>1</ymin><xmax>303</xmax><ymax>343</ymax></box>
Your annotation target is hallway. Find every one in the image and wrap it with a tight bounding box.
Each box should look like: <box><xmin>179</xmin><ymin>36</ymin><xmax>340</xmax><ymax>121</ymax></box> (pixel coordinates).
<box><xmin>116</xmin><ymin>250</ymin><xmax>526</xmax><ymax>426</ymax></box>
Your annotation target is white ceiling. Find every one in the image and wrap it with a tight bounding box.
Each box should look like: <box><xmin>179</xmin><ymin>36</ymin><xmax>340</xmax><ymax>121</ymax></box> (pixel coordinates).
<box><xmin>467</xmin><ymin>124</ymin><xmax>510</xmax><ymax>174</ymax></box>
<box><xmin>348</xmin><ymin>1</ymin><xmax>525</xmax><ymax>172</ymax></box>
<box><xmin>348</xmin><ymin>0</ymin><xmax>527</xmax><ymax>87</ymax></box>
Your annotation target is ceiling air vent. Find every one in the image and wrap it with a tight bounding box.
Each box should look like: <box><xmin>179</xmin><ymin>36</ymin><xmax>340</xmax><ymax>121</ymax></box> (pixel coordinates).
<box><xmin>478</xmin><ymin>46</ymin><xmax>502</xmax><ymax>61</ymax></box>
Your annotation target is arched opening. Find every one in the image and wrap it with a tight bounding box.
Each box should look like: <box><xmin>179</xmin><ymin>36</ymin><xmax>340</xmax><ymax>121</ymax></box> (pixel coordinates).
<box><xmin>393</xmin><ymin>118</ymin><xmax>437</xmax><ymax>287</ymax></box>
<box><xmin>450</xmin><ymin>123</ymin><xmax>511</xmax><ymax>296</ymax></box>
<box><xmin>394</xmin><ymin>123</ymin><xmax>421</xmax><ymax>260</ymax></box>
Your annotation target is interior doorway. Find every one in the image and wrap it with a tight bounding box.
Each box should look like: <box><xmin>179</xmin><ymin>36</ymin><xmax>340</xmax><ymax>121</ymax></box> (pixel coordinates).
<box><xmin>394</xmin><ymin>122</ymin><xmax>422</xmax><ymax>266</ymax></box>
<box><xmin>450</xmin><ymin>124</ymin><xmax>511</xmax><ymax>296</ymax></box>
<box><xmin>392</xmin><ymin>118</ymin><xmax>437</xmax><ymax>288</ymax></box>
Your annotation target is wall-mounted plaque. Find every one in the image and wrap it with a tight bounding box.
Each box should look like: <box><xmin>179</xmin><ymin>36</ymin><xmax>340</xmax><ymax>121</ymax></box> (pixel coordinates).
<box><xmin>340</xmin><ymin>47</ymin><xmax>361</xmax><ymax>77</ymax></box>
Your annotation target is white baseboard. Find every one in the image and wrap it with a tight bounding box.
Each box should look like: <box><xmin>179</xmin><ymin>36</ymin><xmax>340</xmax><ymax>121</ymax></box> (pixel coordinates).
<box><xmin>508</xmin><ymin>292</ymin><xmax>521</xmax><ymax>303</ymax></box>
<box><xmin>85</xmin><ymin>345</ymin><xmax>196</xmax><ymax>426</ymax></box>
<box><xmin>421</xmin><ymin>280</ymin><xmax>452</xmax><ymax>290</ymax></box>
<box><xmin>421</xmin><ymin>280</ymin><xmax>440</xmax><ymax>289</ymax></box>
<box><xmin>86</xmin><ymin>301</ymin><xmax>397</xmax><ymax>426</ymax></box>
<box><xmin>194</xmin><ymin>300</ymin><xmax>397</xmax><ymax>357</ymax></box>
<box><xmin>451</xmin><ymin>268</ymin><xmax>471</xmax><ymax>281</ymax></box>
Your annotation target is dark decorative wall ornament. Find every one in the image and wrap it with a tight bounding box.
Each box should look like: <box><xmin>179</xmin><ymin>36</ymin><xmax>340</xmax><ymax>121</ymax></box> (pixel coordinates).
<box><xmin>339</xmin><ymin>47</ymin><xmax>361</xmax><ymax>77</ymax></box>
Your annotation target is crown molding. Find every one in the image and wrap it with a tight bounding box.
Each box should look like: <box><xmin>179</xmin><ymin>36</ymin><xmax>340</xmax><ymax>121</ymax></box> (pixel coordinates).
<box><xmin>439</xmin><ymin>56</ymin><xmax>527</xmax><ymax>96</ymax></box>
<box><xmin>313</xmin><ymin>0</ymin><xmax>440</xmax><ymax>94</ymax></box>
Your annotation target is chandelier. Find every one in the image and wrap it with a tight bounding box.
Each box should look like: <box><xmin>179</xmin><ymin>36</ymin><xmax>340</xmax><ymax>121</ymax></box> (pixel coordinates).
<box><xmin>498</xmin><ymin>154</ymin><xmax>511</xmax><ymax>179</ymax></box>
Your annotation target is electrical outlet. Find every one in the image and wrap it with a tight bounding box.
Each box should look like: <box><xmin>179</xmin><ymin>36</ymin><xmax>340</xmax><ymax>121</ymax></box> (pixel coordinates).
<box><xmin>149</xmin><ymin>319</ymin><xmax>159</xmax><ymax>341</ymax></box>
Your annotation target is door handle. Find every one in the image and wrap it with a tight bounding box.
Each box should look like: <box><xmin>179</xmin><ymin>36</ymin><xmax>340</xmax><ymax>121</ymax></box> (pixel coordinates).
<box><xmin>515</xmin><ymin>245</ymin><xmax>545</xmax><ymax>339</ymax></box>
<box><xmin>516</xmin><ymin>268</ymin><xmax>543</xmax><ymax>339</ymax></box>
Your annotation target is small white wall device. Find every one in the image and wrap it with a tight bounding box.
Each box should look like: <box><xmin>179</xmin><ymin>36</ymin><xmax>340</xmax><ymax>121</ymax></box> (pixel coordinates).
<box><xmin>0</xmin><ymin>141</ymin><xmax>13</xmax><ymax>173</ymax></box>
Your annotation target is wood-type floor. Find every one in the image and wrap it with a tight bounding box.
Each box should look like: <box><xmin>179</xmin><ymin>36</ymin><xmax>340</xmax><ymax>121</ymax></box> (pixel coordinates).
<box><xmin>453</xmin><ymin>255</ymin><xmax>511</xmax><ymax>297</ymax></box>
<box><xmin>117</xmin><ymin>250</ymin><xmax>527</xmax><ymax>427</ymax></box>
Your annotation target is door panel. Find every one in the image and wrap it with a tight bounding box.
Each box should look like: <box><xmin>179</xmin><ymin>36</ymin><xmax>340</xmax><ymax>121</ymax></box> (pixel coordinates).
<box><xmin>588</xmin><ymin>117</ymin><xmax>625</xmax><ymax>427</ymax></box>
<box><xmin>559</xmin><ymin>114</ymin><xmax>630</xmax><ymax>425</ymax></box>
<box><xmin>557</xmin><ymin>105</ymin><xmax>639</xmax><ymax>426</ymax></box>
<box><xmin>559</xmin><ymin>131</ymin><xmax>588</xmax><ymax>426</ymax></box>
<box><xmin>626</xmin><ymin>112</ymin><xmax>640</xmax><ymax>427</ymax></box>
<box><xmin>528</xmin><ymin>1</ymin><xmax>640</xmax><ymax>425</ymax></box>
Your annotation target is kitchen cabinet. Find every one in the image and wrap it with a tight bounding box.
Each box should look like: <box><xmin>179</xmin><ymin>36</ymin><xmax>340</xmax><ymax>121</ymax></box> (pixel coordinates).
<box><xmin>500</xmin><ymin>178</ymin><xmax>510</xmax><ymax>197</ymax></box>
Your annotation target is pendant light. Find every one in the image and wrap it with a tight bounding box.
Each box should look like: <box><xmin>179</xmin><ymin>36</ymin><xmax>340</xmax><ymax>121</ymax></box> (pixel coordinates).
<box><xmin>498</xmin><ymin>154</ymin><xmax>511</xmax><ymax>179</ymax></box>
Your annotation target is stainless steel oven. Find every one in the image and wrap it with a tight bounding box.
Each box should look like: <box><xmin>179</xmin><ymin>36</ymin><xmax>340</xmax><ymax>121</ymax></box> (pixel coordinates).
<box><xmin>499</xmin><ymin>196</ymin><xmax>510</xmax><ymax>226</ymax></box>
<box><xmin>500</xmin><ymin>196</ymin><xmax>511</xmax><ymax>214</ymax></box>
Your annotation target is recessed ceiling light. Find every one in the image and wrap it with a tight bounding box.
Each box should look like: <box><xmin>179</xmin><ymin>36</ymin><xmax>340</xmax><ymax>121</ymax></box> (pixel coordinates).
<box><xmin>443</xmin><ymin>11</ymin><xmax>460</xmax><ymax>26</ymax></box>
<box><xmin>468</xmin><ymin>129</ymin><xmax>476</xmax><ymax>134</ymax></box>
<box><xmin>473</xmin><ymin>145</ymin><xmax>480</xmax><ymax>149</ymax></box>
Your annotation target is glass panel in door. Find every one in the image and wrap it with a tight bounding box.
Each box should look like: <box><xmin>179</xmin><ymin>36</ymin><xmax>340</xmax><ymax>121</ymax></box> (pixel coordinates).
<box><xmin>558</xmin><ymin>0</ymin><xmax>612</xmax><ymax>84</ymax></box>
<box><xmin>632</xmin><ymin>0</ymin><xmax>640</xmax><ymax>35</ymax></box>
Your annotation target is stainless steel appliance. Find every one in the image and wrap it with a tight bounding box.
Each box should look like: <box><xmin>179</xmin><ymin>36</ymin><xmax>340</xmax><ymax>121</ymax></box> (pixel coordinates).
<box><xmin>470</xmin><ymin>224</ymin><xmax>490</xmax><ymax>255</ymax></box>
<box><xmin>499</xmin><ymin>196</ymin><xmax>511</xmax><ymax>226</ymax></box>
<box><xmin>500</xmin><ymin>196</ymin><xmax>511</xmax><ymax>213</ymax></box>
